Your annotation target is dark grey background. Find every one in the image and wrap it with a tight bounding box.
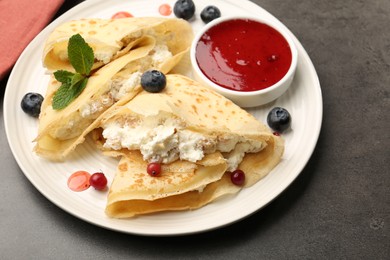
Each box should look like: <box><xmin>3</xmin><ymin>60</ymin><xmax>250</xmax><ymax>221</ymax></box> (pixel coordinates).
<box><xmin>1</xmin><ymin>0</ymin><xmax>389</xmax><ymax>259</ymax></box>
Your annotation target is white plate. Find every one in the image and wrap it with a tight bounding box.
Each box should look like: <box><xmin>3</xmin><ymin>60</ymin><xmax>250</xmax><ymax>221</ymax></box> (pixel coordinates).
<box><xmin>3</xmin><ymin>0</ymin><xmax>322</xmax><ymax>236</ymax></box>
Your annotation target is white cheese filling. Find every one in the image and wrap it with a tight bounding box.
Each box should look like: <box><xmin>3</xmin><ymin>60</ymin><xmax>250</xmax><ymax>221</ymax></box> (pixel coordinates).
<box><xmin>93</xmin><ymin>45</ymin><xmax>121</xmax><ymax>64</ymax></box>
<box><xmin>109</xmin><ymin>71</ymin><xmax>143</xmax><ymax>101</ymax></box>
<box><xmin>102</xmin><ymin>116</ymin><xmax>264</xmax><ymax>171</ymax></box>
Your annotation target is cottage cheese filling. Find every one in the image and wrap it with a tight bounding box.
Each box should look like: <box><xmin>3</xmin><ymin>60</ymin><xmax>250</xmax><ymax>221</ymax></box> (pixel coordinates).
<box><xmin>102</xmin><ymin>116</ymin><xmax>264</xmax><ymax>171</ymax></box>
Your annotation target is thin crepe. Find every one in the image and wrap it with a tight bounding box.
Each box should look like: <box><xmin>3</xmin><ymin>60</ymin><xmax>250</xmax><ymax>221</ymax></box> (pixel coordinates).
<box><xmin>43</xmin><ymin>17</ymin><xmax>193</xmax><ymax>72</ymax></box>
<box><xmin>93</xmin><ymin>74</ymin><xmax>284</xmax><ymax>218</ymax></box>
<box><xmin>106</xmin><ymin>136</ymin><xmax>283</xmax><ymax>218</ymax></box>
<box><xmin>106</xmin><ymin>150</ymin><xmax>227</xmax><ymax>216</ymax></box>
<box><xmin>35</xmin><ymin>18</ymin><xmax>193</xmax><ymax>161</ymax></box>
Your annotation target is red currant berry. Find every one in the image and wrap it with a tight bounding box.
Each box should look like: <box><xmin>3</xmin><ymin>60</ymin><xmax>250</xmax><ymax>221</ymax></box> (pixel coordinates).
<box><xmin>89</xmin><ymin>172</ymin><xmax>108</xmax><ymax>190</ymax></box>
<box><xmin>147</xmin><ymin>163</ymin><xmax>162</xmax><ymax>176</ymax></box>
<box><xmin>230</xmin><ymin>169</ymin><xmax>245</xmax><ymax>186</ymax></box>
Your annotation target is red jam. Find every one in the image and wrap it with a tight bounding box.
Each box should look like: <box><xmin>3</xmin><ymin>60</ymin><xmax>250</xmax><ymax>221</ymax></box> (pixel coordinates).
<box><xmin>195</xmin><ymin>19</ymin><xmax>292</xmax><ymax>92</ymax></box>
<box><xmin>159</xmin><ymin>4</ymin><xmax>172</xmax><ymax>16</ymax></box>
<box><xmin>67</xmin><ymin>171</ymin><xmax>91</xmax><ymax>192</ymax></box>
<box><xmin>111</xmin><ymin>11</ymin><xmax>133</xmax><ymax>19</ymax></box>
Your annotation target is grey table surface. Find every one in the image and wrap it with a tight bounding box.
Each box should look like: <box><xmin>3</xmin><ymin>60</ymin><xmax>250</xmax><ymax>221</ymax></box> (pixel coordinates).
<box><xmin>1</xmin><ymin>0</ymin><xmax>389</xmax><ymax>259</ymax></box>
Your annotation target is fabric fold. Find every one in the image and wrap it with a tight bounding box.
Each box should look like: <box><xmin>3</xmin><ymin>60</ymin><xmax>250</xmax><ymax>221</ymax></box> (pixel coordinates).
<box><xmin>0</xmin><ymin>0</ymin><xmax>64</xmax><ymax>80</ymax></box>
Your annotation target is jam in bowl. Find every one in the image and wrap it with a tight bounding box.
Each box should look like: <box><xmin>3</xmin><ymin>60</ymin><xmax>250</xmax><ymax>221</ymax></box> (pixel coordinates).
<box><xmin>190</xmin><ymin>16</ymin><xmax>298</xmax><ymax>107</ymax></box>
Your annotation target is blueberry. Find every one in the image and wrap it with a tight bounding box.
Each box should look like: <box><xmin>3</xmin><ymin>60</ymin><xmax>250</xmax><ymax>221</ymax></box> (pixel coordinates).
<box><xmin>200</xmin><ymin>5</ymin><xmax>221</xmax><ymax>24</ymax></box>
<box><xmin>267</xmin><ymin>107</ymin><xmax>291</xmax><ymax>133</ymax></box>
<box><xmin>21</xmin><ymin>92</ymin><xmax>44</xmax><ymax>117</ymax></box>
<box><xmin>141</xmin><ymin>70</ymin><xmax>166</xmax><ymax>93</ymax></box>
<box><xmin>173</xmin><ymin>0</ymin><xmax>195</xmax><ymax>20</ymax></box>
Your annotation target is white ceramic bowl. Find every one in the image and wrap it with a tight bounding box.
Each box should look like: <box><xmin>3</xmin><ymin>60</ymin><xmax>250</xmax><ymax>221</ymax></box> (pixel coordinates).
<box><xmin>190</xmin><ymin>15</ymin><xmax>298</xmax><ymax>107</ymax></box>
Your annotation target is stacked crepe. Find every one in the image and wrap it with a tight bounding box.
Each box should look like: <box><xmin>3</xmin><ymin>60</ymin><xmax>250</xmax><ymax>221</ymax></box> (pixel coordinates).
<box><xmin>35</xmin><ymin>17</ymin><xmax>193</xmax><ymax>160</ymax></box>
<box><xmin>34</xmin><ymin>17</ymin><xmax>284</xmax><ymax>218</ymax></box>
<box><xmin>43</xmin><ymin>17</ymin><xmax>193</xmax><ymax>72</ymax></box>
<box><xmin>91</xmin><ymin>74</ymin><xmax>284</xmax><ymax>218</ymax></box>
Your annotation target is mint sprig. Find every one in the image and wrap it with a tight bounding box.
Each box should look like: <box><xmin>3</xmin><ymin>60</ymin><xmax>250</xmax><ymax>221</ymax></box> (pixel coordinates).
<box><xmin>67</xmin><ymin>34</ymin><xmax>94</xmax><ymax>75</ymax></box>
<box><xmin>52</xmin><ymin>34</ymin><xmax>94</xmax><ymax>110</ymax></box>
<box><xmin>52</xmin><ymin>73</ymin><xmax>88</xmax><ymax>110</ymax></box>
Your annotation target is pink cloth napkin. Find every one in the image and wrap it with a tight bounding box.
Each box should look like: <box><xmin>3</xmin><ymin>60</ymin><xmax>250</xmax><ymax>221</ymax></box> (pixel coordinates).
<box><xmin>0</xmin><ymin>0</ymin><xmax>64</xmax><ymax>80</ymax></box>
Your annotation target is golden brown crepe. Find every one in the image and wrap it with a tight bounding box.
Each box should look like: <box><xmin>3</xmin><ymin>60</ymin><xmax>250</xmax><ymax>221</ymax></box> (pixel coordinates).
<box><xmin>105</xmin><ymin>136</ymin><xmax>283</xmax><ymax>218</ymax></box>
<box><xmin>105</xmin><ymin>150</ymin><xmax>227</xmax><ymax>217</ymax></box>
<box><xmin>43</xmin><ymin>17</ymin><xmax>193</xmax><ymax>72</ymax></box>
<box><xmin>90</xmin><ymin>74</ymin><xmax>284</xmax><ymax>218</ymax></box>
<box><xmin>34</xmin><ymin>15</ymin><xmax>284</xmax><ymax>219</ymax></box>
<box><xmin>34</xmin><ymin>18</ymin><xmax>193</xmax><ymax>161</ymax></box>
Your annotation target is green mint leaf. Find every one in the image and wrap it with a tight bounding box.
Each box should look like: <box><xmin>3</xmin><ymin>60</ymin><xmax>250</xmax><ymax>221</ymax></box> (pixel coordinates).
<box><xmin>70</xmin><ymin>73</ymin><xmax>85</xmax><ymax>87</ymax></box>
<box><xmin>52</xmin><ymin>77</ymin><xmax>88</xmax><ymax>110</ymax></box>
<box><xmin>52</xmin><ymin>83</ymin><xmax>72</xmax><ymax>110</ymax></box>
<box><xmin>68</xmin><ymin>34</ymin><xmax>94</xmax><ymax>76</ymax></box>
<box><xmin>51</xmin><ymin>34</ymin><xmax>93</xmax><ymax>110</ymax></box>
<box><xmin>53</xmin><ymin>70</ymin><xmax>74</xmax><ymax>84</ymax></box>
<box><xmin>71</xmin><ymin>77</ymin><xmax>88</xmax><ymax>99</ymax></box>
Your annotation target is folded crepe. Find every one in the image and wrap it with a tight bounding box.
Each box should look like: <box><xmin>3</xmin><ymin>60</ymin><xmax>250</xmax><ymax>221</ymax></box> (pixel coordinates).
<box><xmin>43</xmin><ymin>17</ymin><xmax>193</xmax><ymax>72</ymax></box>
<box><xmin>34</xmin><ymin>18</ymin><xmax>193</xmax><ymax>161</ymax></box>
<box><xmin>105</xmin><ymin>135</ymin><xmax>282</xmax><ymax>218</ymax></box>
<box><xmin>91</xmin><ymin>74</ymin><xmax>284</xmax><ymax>218</ymax></box>
<box><xmin>106</xmin><ymin>150</ymin><xmax>229</xmax><ymax>218</ymax></box>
